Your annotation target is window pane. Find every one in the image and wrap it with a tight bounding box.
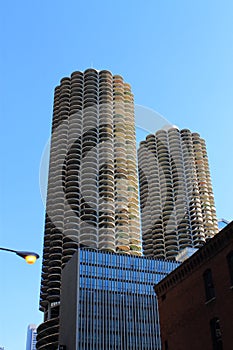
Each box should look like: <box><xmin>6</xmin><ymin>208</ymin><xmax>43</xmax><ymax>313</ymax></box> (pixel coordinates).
<box><xmin>210</xmin><ymin>318</ymin><xmax>223</xmax><ymax>350</ymax></box>
<box><xmin>203</xmin><ymin>269</ymin><xmax>215</xmax><ymax>301</ymax></box>
<box><xmin>227</xmin><ymin>251</ymin><xmax>233</xmax><ymax>285</ymax></box>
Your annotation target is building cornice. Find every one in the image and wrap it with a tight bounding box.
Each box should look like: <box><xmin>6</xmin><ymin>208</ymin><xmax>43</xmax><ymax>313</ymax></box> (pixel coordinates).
<box><xmin>154</xmin><ymin>221</ymin><xmax>233</xmax><ymax>297</ymax></box>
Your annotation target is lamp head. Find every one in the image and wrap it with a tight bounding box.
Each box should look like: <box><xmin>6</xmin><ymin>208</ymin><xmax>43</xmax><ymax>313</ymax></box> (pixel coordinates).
<box><xmin>16</xmin><ymin>251</ymin><xmax>40</xmax><ymax>264</ymax></box>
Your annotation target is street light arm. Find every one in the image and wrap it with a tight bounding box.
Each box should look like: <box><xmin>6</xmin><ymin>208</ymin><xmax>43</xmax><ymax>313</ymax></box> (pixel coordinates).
<box><xmin>0</xmin><ymin>247</ymin><xmax>17</xmax><ymax>254</ymax></box>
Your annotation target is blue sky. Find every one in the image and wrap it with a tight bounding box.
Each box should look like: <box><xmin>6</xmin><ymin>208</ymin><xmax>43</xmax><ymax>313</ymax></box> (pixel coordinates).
<box><xmin>1</xmin><ymin>0</ymin><xmax>233</xmax><ymax>348</ymax></box>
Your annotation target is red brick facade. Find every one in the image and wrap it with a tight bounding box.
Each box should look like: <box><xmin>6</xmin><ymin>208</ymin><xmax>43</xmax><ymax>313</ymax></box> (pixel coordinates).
<box><xmin>154</xmin><ymin>222</ymin><xmax>233</xmax><ymax>350</ymax></box>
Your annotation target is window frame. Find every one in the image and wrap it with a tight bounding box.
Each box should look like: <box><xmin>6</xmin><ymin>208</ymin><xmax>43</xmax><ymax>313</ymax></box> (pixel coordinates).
<box><xmin>210</xmin><ymin>317</ymin><xmax>223</xmax><ymax>350</ymax></box>
<box><xmin>203</xmin><ymin>268</ymin><xmax>215</xmax><ymax>302</ymax></box>
<box><xmin>226</xmin><ymin>251</ymin><xmax>233</xmax><ymax>286</ymax></box>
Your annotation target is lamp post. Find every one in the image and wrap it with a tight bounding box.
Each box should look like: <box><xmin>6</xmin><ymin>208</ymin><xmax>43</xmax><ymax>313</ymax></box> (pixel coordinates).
<box><xmin>0</xmin><ymin>247</ymin><xmax>39</xmax><ymax>264</ymax></box>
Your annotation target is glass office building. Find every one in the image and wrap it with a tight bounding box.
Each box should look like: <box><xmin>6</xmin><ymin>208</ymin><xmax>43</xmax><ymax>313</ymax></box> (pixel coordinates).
<box><xmin>26</xmin><ymin>324</ymin><xmax>37</xmax><ymax>350</ymax></box>
<box><xmin>59</xmin><ymin>248</ymin><xmax>179</xmax><ymax>350</ymax></box>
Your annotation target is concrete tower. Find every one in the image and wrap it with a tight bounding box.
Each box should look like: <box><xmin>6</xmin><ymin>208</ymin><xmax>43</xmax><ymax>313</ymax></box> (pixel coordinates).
<box><xmin>37</xmin><ymin>69</ymin><xmax>141</xmax><ymax>349</ymax></box>
<box><xmin>138</xmin><ymin>127</ymin><xmax>218</xmax><ymax>260</ymax></box>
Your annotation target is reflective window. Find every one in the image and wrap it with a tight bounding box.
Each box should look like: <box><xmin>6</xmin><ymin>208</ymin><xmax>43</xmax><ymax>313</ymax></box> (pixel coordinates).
<box><xmin>77</xmin><ymin>248</ymin><xmax>179</xmax><ymax>349</ymax></box>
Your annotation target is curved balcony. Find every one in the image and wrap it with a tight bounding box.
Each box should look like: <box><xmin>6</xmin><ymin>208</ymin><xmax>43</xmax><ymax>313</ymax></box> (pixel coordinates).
<box><xmin>36</xmin><ymin>318</ymin><xmax>59</xmax><ymax>350</ymax></box>
<box><xmin>71</xmin><ymin>71</ymin><xmax>83</xmax><ymax>80</ymax></box>
<box><xmin>193</xmin><ymin>232</ymin><xmax>206</xmax><ymax>243</ymax></box>
<box><xmin>83</xmin><ymin>81</ymin><xmax>98</xmax><ymax>92</ymax></box>
<box><xmin>165</xmin><ymin>248</ymin><xmax>179</xmax><ymax>259</ymax></box>
<box><xmin>98</xmin><ymin>244</ymin><xmax>115</xmax><ymax>253</ymax></box>
<box><xmin>80</xmin><ymin>212</ymin><xmax>97</xmax><ymax>222</ymax></box>
<box><xmin>115</xmin><ymin>243</ymin><xmax>130</xmax><ymax>253</ymax></box>
<box><xmin>65</xmin><ymin>184</ymin><xmax>79</xmax><ymax>194</ymax></box>
<box><xmin>179</xmin><ymin>237</ymin><xmax>192</xmax><ymax>247</ymax></box>
<box><xmin>99</xmin><ymin>219</ymin><xmax>115</xmax><ymax>229</ymax></box>
<box><xmin>80</xmin><ymin>207</ymin><xmax>97</xmax><ymax>216</ymax></box>
<box><xmin>79</xmin><ymin>228</ymin><xmax>97</xmax><ymax>241</ymax></box>
<box><xmin>112</xmin><ymin>75</ymin><xmax>124</xmax><ymax>85</ymax></box>
<box><xmin>83</xmin><ymin>83</ymin><xmax>98</xmax><ymax>93</ymax></box>
<box><xmin>47</xmin><ymin>277</ymin><xmax>61</xmax><ymax>289</ymax></box>
<box><xmin>116</xmin><ymin>233</ymin><xmax>129</xmax><ymax>244</ymax></box>
<box><xmin>99</xmin><ymin>70</ymin><xmax>112</xmax><ymax>80</ymax></box>
<box><xmin>47</xmin><ymin>287</ymin><xmax>60</xmax><ymax>302</ymax></box>
<box><xmin>99</xmin><ymin>201</ymin><xmax>115</xmax><ymax>212</ymax></box>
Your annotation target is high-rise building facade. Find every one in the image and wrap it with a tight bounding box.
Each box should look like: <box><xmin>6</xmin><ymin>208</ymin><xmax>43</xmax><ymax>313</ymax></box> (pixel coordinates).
<box><xmin>58</xmin><ymin>248</ymin><xmax>179</xmax><ymax>350</ymax></box>
<box><xmin>38</xmin><ymin>69</ymin><xmax>141</xmax><ymax>348</ymax></box>
<box><xmin>26</xmin><ymin>324</ymin><xmax>37</xmax><ymax>350</ymax></box>
<box><xmin>138</xmin><ymin>127</ymin><xmax>218</xmax><ymax>260</ymax></box>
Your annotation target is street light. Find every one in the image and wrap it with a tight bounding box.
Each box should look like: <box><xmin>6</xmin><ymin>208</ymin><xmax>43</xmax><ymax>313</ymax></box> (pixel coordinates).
<box><xmin>0</xmin><ymin>247</ymin><xmax>40</xmax><ymax>264</ymax></box>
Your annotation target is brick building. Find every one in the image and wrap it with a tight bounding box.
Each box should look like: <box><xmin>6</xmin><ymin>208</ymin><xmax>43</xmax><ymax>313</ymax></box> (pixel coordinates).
<box><xmin>154</xmin><ymin>221</ymin><xmax>233</xmax><ymax>350</ymax></box>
